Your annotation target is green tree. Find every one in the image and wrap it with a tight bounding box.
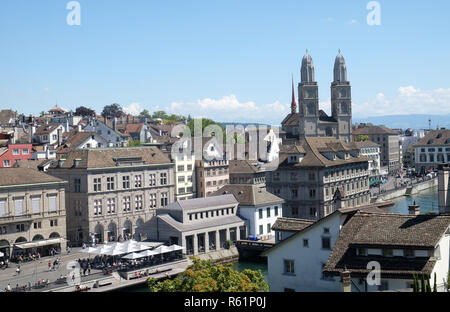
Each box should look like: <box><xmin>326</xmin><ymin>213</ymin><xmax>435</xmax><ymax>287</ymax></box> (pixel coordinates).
<box><xmin>433</xmin><ymin>273</ymin><xmax>437</xmax><ymax>292</ymax></box>
<box><xmin>147</xmin><ymin>258</ymin><xmax>268</xmax><ymax>292</ymax></box>
<box><xmin>356</xmin><ymin>135</ymin><xmax>370</xmax><ymax>142</ymax></box>
<box><xmin>421</xmin><ymin>273</ymin><xmax>426</xmax><ymax>293</ymax></box>
<box><xmin>75</xmin><ymin>106</ymin><xmax>96</xmax><ymax>117</ymax></box>
<box><xmin>102</xmin><ymin>103</ymin><xmax>123</xmax><ymax>118</ymax></box>
<box><xmin>152</xmin><ymin>111</ymin><xmax>169</xmax><ymax>120</ymax></box>
<box><xmin>139</xmin><ymin>109</ymin><xmax>152</xmax><ymax>119</ymax></box>
<box><xmin>128</xmin><ymin>139</ymin><xmax>141</xmax><ymax>147</ymax></box>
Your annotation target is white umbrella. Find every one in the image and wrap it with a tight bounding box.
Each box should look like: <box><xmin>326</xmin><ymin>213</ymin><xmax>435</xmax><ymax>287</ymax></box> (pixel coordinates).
<box><xmin>122</xmin><ymin>252</ymin><xmax>146</xmax><ymax>260</ymax></box>
<box><xmin>103</xmin><ymin>247</ymin><xmax>127</xmax><ymax>256</ymax></box>
<box><xmin>168</xmin><ymin>244</ymin><xmax>184</xmax><ymax>252</ymax></box>
<box><xmin>80</xmin><ymin>247</ymin><xmax>99</xmax><ymax>254</ymax></box>
<box><xmin>138</xmin><ymin>249</ymin><xmax>159</xmax><ymax>257</ymax></box>
<box><xmin>91</xmin><ymin>245</ymin><xmax>114</xmax><ymax>255</ymax></box>
<box><xmin>154</xmin><ymin>245</ymin><xmax>172</xmax><ymax>254</ymax></box>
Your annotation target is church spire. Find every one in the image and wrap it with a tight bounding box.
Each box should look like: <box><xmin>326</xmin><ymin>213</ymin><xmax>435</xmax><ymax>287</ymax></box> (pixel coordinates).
<box><xmin>301</xmin><ymin>49</ymin><xmax>315</xmax><ymax>83</ymax></box>
<box><xmin>291</xmin><ymin>75</ymin><xmax>297</xmax><ymax>114</ymax></box>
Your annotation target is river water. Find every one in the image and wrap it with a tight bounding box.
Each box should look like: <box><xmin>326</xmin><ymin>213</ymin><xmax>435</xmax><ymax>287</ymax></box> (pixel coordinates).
<box><xmin>126</xmin><ymin>186</ymin><xmax>438</xmax><ymax>292</ymax></box>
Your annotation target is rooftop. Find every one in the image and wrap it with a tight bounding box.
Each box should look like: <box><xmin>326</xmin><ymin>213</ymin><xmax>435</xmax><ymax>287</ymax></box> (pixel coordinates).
<box><xmin>0</xmin><ymin>168</ymin><xmax>65</xmax><ymax>187</ymax></box>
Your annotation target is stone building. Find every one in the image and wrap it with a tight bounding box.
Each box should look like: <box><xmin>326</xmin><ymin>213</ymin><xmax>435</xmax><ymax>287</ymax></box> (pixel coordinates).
<box><xmin>195</xmin><ymin>137</ymin><xmax>229</xmax><ymax>197</ymax></box>
<box><xmin>266</xmin><ymin>137</ymin><xmax>371</xmax><ymax>220</ymax></box>
<box><xmin>352</xmin><ymin>126</ymin><xmax>400</xmax><ymax>172</ymax></box>
<box><xmin>0</xmin><ymin>168</ymin><xmax>67</xmax><ymax>258</ymax></box>
<box><xmin>144</xmin><ymin>195</ymin><xmax>246</xmax><ymax>256</ymax></box>
<box><xmin>47</xmin><ymin>147</ymin><xmax>175</xmax><ymax>245</ymax></box>
<box><xmin>354</xmin><ymin>140</ymin><xmax>381</xmax><ymax>183</ymax></box>
<box><xmin>282</xmin><ymin>50</ymin><xmax>352</xmax><ymax>142</ymax></box>
<box><xmin>413</xmin><ymin>129</ymin><xmax>450</xmax><ymax>173</ymax></box>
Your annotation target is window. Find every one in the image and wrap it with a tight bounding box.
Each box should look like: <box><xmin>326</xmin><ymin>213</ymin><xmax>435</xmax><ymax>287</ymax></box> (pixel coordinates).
<box><xmin>259</xmin><ymin>209</ymin><xmax>263</xmax><ymax>219</ymax></box>
<box><xmin>404</xmin><ymin>249</ymin><xmax>415</xmax><ymax>258</ymax></box>
<box><xmin>135</xmin><ymin>195</ymin><xmax>143</xmax><ymax>210</ymax></box>
<box><xmin>274</xmin><ymin>206</ymin><xmax>279</xmax><ymax>216</ymax></box>
<box><xmin>187</xmin><ymin>164</ymin><xmax>193</xmax><ymax>171</ymax></box>
<box><xmin>357</xmin><ymin>248</ymin><xmax>368</xmax><ymax>256</ymax></box>
<box><xmin>33</xmin><ymin>222</ymin><xmax>42</xmax><ymax>229</ymax></box>
<box><xmin>383</xmin><ymin>249</ymin><xmax>393</xmax><ymax>257</ymax></box>
<box><xmin>49</xmin><ymin>196</ymin><xmax>56</xmax><ymax>212</ymax></box>
<box><xmin>50</xmin><ymin>219</ymin><xmax>58</xmax><ymax>227</ymax></box>
<box><xmin>308</xmin><ymin>172</ymin><xmax>315</xmax><ymax>181</ymax></box>
<box><xmin>324</xmin><ymin>228</ymin><xmax>330</xmax><ymax>234</ymax></box>
<box><xmin>178</xmin><ymin>176</ymin><xmax>185</xmax><ymax>183</ymax></box>
<box><xmin>93</xmin><ymin>178</ymin><xmax>102</xmax><ymax>192</ymax></box>
<box><xmin>259</xmin><ymin>225</ymin><xmax>263</xmax><ymax>235</ymax></box>
<box><xmin>303</xmin><ymin>239</ymin><xmax>309</xmax><ymax>247</ymax></box>
<box><xmin>134</xmin><ymin>175</ymin><xmax>142</xmax><ymax>188</ymax></box>
<box><xmin>15</xmin><ymin>199</ymin><xmax>23</xmax><ymax>216</ymax></box>
<box><xmin>0</xmin><ymin>200</ymin><xmax>5</xmax><ymax>217</ymax></box>
<box><xmin>322</xmin><ymin>237</ymin><xmax>331</xmax><ymax>250</ymax></box>
<box><xmin>266</xmin><ymin>207</ymin><xmax>271</xmax><ymax>218</ymax></box>
<box><xmin>310</xmin><ymin>207</ymin><xmax>317</xmax><ymax>218</ymax></box>
<box><xmin>94</xmin><ymin>199</ymin><xmax>102</xmax><ymax>215</ymax></box>
<box><xmin>309</xmin><ymin>189</ymin><xmax>316</xmax><ymax>198</ymax></box>
<box><xmin>160</xmin><ymin>192</ymin><xmax>168</xmax><ymax>207</ymax></box>
<box><xmin>123</xmin><ymin>196</ymin><xmax>131</xmax><ymax>212</ymax></box>
<box><xmin>106</xmin><ymin>177</ymin><xmax>115</xmax><ymax>190</ymax></box>
<box><xmin>177</xmin><ymin>165</ymin><xmax>184</xmax><ymax>172</ymax></box>
<box><xmin>74</xmin><ymin>178</ymin><xmax>81</xmax><ymax>193</ymax></box>
<box><xmin>107</xmin><ymin>198</ymin><xmax>115</xmax><ymax>214</ymax></box>
<box><xmin>267</xmin><ymin>223</ymin><xmax>271</xmax><ymax>234</ymax></box>
<box><xmin>122</xmin><ymin>176</ymin><xmax>130</xmax><ymax>189</ymax></box>
<box><xmin>16</xmin><ymin>224</ymin><xmax>25</xmax><ymax>232</ymax></box>
<box><xmin>284</xmin><ymin>259</ymin><xmax>295</xmax><ymax>274</ymax></box>
<box><xmin>149</xmin><ymin>193</ymin><xmax>157</xmax><ymax>209</ymax></box>
<box><xmin>160</xmin><ymin>173</ymin><xmax>167</xmax><ymax>185</ymax></box>
<box><xmin>292</xmin><ymin>206</ymin><xmax>298</xmax><ymax>216</ymax></box>
<box><xmin>292</xmin><ymin>189</ymin><xmax>298</xmax><ymax>198</ymax></box>
<box><xmin>3</xmin><ymin>160</ymin><xmax>10</xmax><ymax>167</ymax></box>
<box><xmin>22</xmin><ymin>149</ymin><xmax>29</xmax><ymax>155</ymax></box>
<box><xmin>149</xmin><ymin>173</ymin><xmax>156</xmax><ymax>186</ymax></box>
<box><xmin>32</xmin><ymin>197</ymin><xmax>40</xmax><ymax>214</ymax></box>
<box><xmin>13</xmin><ymin>149</ymin><xmax>20</xmax><ymax>155</ymax></box>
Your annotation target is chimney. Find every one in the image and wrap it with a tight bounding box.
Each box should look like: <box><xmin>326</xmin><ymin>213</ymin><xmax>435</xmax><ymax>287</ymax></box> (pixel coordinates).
<box><xmin>438</xmin><ymin>164</ymin><xmax>450</xmax><ymax>214</ymax></box>
<box><xmin>408</xmin><ymin>201</ymin><xmax>420</xmax><ymax>215</ymax></box>
<box><xmin>57</xmin><ymin>128</ymin><xmax>63</xmax><ymax>146</ymax></box>
<box><xmin>340</xmin><ymin>268</ymin><xmax>351</xmax><ymax>292</ymax></box>
<box><xmin>77</xmin><ymin>123</ymin><xmax>82</xmax><ymax>132</ymax></box>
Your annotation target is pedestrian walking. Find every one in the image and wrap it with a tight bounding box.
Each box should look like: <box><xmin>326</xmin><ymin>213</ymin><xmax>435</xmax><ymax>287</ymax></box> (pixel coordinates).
<box><xmin>6</xmin><ymin>283</ymin><xmax>11</xmax><ymax>292</ymax></box>
<box><xmin>48</xmin><ymin>260</ymin><xmax>52</xmax><ymax>272</ymax></box>
<box><xmin>87</xmin><ymin>263</ymin><xmax>91</xmax><ymax>275</ymax></box>
<box><xmin>16</xmin><ymin>266</ymin><xmax>20</xmax><ymax>276</ymax></box>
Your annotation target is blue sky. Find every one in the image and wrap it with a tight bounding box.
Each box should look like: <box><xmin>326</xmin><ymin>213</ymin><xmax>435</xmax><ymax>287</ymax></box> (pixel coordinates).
<box><xmin>1</xmin><ymin>0</ymin><xmax>450</xmax><ymax>125</ymax></box>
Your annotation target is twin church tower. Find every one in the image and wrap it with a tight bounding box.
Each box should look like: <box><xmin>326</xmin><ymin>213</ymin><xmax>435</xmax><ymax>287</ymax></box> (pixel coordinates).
<box><xmin>282</xmin><ymin>50</ymin><xmax>352</xmax><ymax>143</ymax></box>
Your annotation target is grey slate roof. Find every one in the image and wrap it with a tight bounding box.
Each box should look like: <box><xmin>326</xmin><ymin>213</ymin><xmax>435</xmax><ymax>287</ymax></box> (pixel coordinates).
<box><xmin>0</xmin><ymin>168</ymin><xmax>65</xmax><ymax>187</ymax></box>
<box><xmin>163</xmin><ymin>194</ymin><xmax>238</xmax><ymax>212</ymax></box>
<box><xmin>157</xmin><ymin>214</ymin><xmax>245</xmax><ymax>232</ymax></box>
<box><xmin>212</xmin><ymin>184</ymin><xmax>284</xmax><ymax>207</ymax></box>
<box><xmin>323</xmin><ymin>212</ymin><xmax>450</xmax><ymax>278</ymax></box>
<box><xmin>272</xmin><ymin>218</ymin><xmax>314</xmax><ymax>232</ymax></box>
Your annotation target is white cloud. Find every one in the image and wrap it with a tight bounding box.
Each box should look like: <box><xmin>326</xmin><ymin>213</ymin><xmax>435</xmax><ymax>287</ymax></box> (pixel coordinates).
<box><xmin>123</xmin><ymin>102</ymin><xmax>144</xmax><ymax>116</ymax></box>
<box><xmin>354</xmin><ymin>86</ymin><xmax>450</xmax><ymax>118</ymax></box>
<box><xmin>168</xmin><ymin>95</ymin><xmax>289</xmax><ymax>124</ymax></box>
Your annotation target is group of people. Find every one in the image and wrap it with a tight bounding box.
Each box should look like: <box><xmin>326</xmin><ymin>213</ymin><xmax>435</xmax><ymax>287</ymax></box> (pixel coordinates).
<box><xmin>47</xmin><ymin>258</ymin><xmax>63</xmax><ymax>271</ymax></box>
<box><xmin>77</xmin><ymin>258</ymin><xmax>92</xmax><ymax>276</ymax></box>
<box><xmin>10</xmin><ymin>252</ymin><xmax>41</xmax><ymax>263</ymax></box>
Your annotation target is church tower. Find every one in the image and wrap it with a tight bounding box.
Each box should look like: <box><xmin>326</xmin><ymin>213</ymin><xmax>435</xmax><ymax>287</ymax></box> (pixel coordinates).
<box><xmin>331</xmin><ymin>50</ymin><xmax>352</xmax><ymax>142</ymax></box>
<box><xmin>298</xmin><ymin>50</ymin><xmax>319</xmax><ymax>138</ymax></box>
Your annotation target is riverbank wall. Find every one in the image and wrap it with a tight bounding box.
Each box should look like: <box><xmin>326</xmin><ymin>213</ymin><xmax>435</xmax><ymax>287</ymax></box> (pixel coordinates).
<box><xmin>372</xmin><ymin>178</ymin><xmax>437</xmax><ymax>203</ymax></box>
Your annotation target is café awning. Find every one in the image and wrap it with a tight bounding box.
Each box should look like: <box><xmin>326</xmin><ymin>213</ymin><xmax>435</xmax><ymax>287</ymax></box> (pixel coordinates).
<box><xmin>14</xmin><ymin>238</ymin><xmax>67</xmax><ymax>249</ymax></box>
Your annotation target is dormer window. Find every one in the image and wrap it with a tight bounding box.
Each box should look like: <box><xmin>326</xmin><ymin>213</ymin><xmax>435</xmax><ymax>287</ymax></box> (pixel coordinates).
<box><xmin>357</xmin><ymin>248</ymin><xmax>368</xmax><ymax>256</ymax></box>
<box><xmin>382</xmin><ymin>249</ymin><xmax>393</xmax><ymax>257</ymax></box>
<box><xmin>404</xmin><ymin>249</ymin><xmax>415</xmax><ymax>258</ymax></box>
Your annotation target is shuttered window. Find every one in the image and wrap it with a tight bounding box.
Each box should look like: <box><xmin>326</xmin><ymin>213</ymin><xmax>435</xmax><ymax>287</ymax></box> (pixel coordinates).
<box><xmin>0</xmin><ymin>200</ymin><xmax>5</xmax><ymax>217</ymax></box>
<box><xmin>32</xmin><ymin>198</ymin><xmax>40</xmax><ymax>214</ymax></box>
<box><xmin>15</xmin><ymin>199</ymin><xmax>23</xmax><ymax>216</ymax></box>
<box><xmin>49</xmin><ymin>196</ymin><xmax>57</xmax><ymax>212</ymax></box>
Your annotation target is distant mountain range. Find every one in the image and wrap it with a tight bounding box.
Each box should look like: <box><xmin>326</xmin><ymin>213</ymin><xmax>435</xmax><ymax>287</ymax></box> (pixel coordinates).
<box><xmin>354</xmin><ymin>114</ymin><xmax>450</xmax><ymax>130</ymax></box>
